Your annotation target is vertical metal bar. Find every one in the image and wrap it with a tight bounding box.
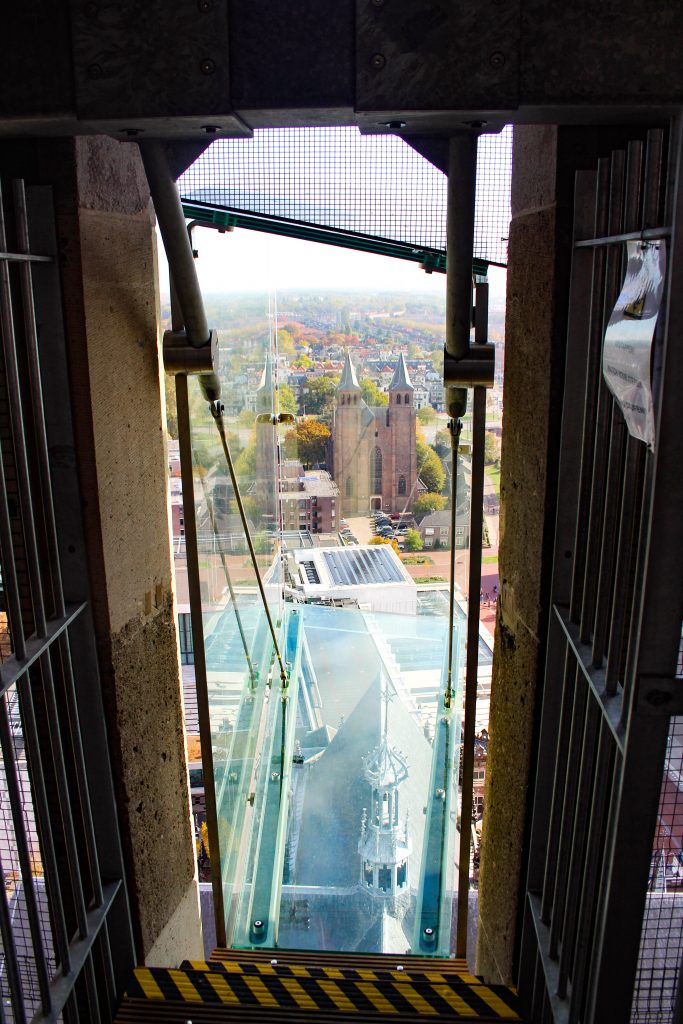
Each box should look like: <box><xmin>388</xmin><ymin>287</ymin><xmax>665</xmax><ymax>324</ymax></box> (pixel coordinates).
<box><xmin>540</xmin><ymin>648</ymin><xmax>575</xmax><ymax>923</ymax></box>
<box><xmin>548</xmin><ymin>667</ymin><xmax>587</xmax><ymax>958</ymax></box>
<box><xmin>568</xmin><ymin>722</ymin><xmax>615</xmax><ymax>1024</ymax></box>
<box><xmin>175</xmin><ymin>372</ymin><xmax>227</xmax><ymax>946</ymax></box>
<box><xmin>0</xmin><ymin>184</ymin><xmax>89</xmax><ymax>941</ymax></box>
<box><xmin>14</xmin><ymin>179</ymin><xmax>105</xmax><ymax>910</ymax></box>
<box><xmin>84</xmin><ymin>954</ymin><xmax>102</xmax><ymax>1024</ymax></box>
<box><xmin>591</xmin><ymin>142</ymin><xmax>642</xmax><ymax>670</ymax></box>
<box><xmin>0</xmin><ymin>855</ymin><xmax>25</xmax><ymax>1022</ymax></box>
<box><xmin>455</xmin><ymin>279</ymin><xmax>488</xmax><ymax>960</ymax></box>
<box><xmin>446</xmin><ymin>132</ymin><xmax>477</xmax><ymax>362</ymax></box>
<box><xmin>590</xmin><ymin>403</ymin><xmax>626</xmax><ymax>666</ymax></box>
<box><xmin>569</xmin><ymin>159</ymin><xmax>611</xmax><ymax>623</ymax></box>
<box><xmin>0</xmin><ymin>695</ymin><xmax>52</xmax><ymax>1012</ymax></box>
<box><xmin>521</xmin><ymin>172</ymin><xmax>598</xmax><ymax>951</ymax></box>
<box><xmin>64</xmin><ymin>987</ymin><xmax>81</xmax><ymax>1024</ymax></box>
<box><xmin>97</xmin><ymin>925</ymin><xmax>117</xmax><ymax>1019</ymax></box>
<box><xmin>587</xmin><ymin>115</ymin><xmax>683</xmax><ymax>1024</ymax></box>
<box><xmin>610</xmin><ymin>130</ymin><xmax>666</xmax><ymax>699</ymax></box>
<box><xmin>445</xmin><ymin>131</ymin><xmax>477</xmax><ymax>422</ymax></box>
<box><xmin>12</xmin><ymin>177</ymin><xmax>64</xmax><ymax>612</ymax></box>
<box><xmin>642</xmin><ymin>130</ymin><xmax>665</xmax><ymax>230</ymax></box>
<box><xmin>579</xmin><ymin>149</ymin><xmax>625</xmax><ymax>643</ymax></box>
<box><xmin>556</xmin><ymin>695</ymin><xmax>600</xmax><ymax>996</ymax></box>
<box><xmin>0</xmin><ymin>192</ymin><xmax>72</xmax><ymax>972</ymax></box>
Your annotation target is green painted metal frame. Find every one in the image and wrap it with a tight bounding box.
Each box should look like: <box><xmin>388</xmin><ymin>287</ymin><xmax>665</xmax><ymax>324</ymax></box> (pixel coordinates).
<box><xmin>233</xmin><ymin>606</ymin><xmax>304</xmax><ymax>949</ymax></box>
<box><xmin>181</xmin><ymin>200</ymin><xmax>490</xmax><ymax>277</ymax></box>
<box><xmin>413</xmin><ymin>628</ymin><xmax>463</xmax><ymax>956</ymax></box>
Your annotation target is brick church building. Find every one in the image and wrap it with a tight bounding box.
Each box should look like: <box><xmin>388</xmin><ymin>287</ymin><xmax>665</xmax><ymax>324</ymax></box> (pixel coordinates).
<box><xmin>332</xmin><ymin>352</ymin><xmax>418</xmax><ymax>516</ymax></box>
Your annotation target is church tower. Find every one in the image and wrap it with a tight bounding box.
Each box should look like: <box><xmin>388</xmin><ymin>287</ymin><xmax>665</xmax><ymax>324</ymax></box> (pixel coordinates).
<box><xmin>333</xmin><ymin>352</ymin><xmax>367</xmax><ymax>516</ymax></box>
<box><xmin>388</xmin><ymin>353</ymin><xmax>416</xmax><ymax>509</ymax></box>
<box><xmin>358</xmin><ymin>673</ymin><xmax>412</xmax><ymax>918</ymax></box>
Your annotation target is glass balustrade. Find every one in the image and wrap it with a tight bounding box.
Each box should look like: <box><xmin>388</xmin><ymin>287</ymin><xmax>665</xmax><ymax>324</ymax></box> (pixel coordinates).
<box><xmin>186</xmin><ymin>319</ymin><xmax>472</xmax><ymax>957</ymax></box>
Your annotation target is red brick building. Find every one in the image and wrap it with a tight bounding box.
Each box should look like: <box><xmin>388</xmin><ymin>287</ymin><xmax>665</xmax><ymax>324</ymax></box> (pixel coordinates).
<box><xmin>280</xmin><ymin>461</ymin><xmax>339</xmax><ymax>534</ymax></box>
<box><xmin>332</xmin><ymin>353</ymin><xmax>417</xmax><ymax>516</ymax></box>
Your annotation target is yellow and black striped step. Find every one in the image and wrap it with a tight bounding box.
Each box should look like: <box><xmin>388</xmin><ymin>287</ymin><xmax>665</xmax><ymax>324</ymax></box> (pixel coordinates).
<box><xmin>122</xmin><ymin>964</ymin><xmax>521</xmax><ymax>1021</ymax></box>
<box><xmin>209</xmin><ymin>948</ymin><xmax>474</xmax><ymax>974</ymax></box>
<box><xmin>183</xmin><ymin>956</ymin><xmax>485</xmax><ymax>988</ymax></box>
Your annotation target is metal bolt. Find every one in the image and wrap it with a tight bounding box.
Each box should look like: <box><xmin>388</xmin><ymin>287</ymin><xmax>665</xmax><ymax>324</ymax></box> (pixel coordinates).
<box><xmin>87</xmin><ymin>63</ymin><xmax>103</xmax><ymax>80</ymax></box>
<box><xmin>200</xmin><ymin>58</ymin><xmax>216</xmax><ymax>75</ymax></box>
<box><xmin>253</xmin><ymin>919</ymin><xmax>264</xmax><ymax>930</ymax></box>
<box><xmin>489</xmin><ymin>51</ymin><xmax>505</xmax><ymax>68</ymax></box>
<box><xmin>371</xmin><ymin>53</ymin><xmax>386</xmax><ymax>70</ymax></box>
<box><xmin>197</xmin><ymin>0</ymin><xmax>213</xmax><ymax>9</ymax></box>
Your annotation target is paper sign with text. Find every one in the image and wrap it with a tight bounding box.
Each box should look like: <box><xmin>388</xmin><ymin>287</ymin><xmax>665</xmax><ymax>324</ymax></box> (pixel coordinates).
<box><xmin>603</xmin><ymin>240</ymin><xmax>666</xmax><ymax>451</ymax></box>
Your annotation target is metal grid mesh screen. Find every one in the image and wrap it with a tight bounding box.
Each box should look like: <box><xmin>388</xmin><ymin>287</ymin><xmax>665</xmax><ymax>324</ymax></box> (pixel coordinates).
<box><xmin>0</xmin><ymin>685</ymin><xmax>57</xmax><ymax>1022</ymax></box>
<box><xmin>178</xmin><ymin>126</ymin><xmax>512</xmax><ymax>266</ymax></box>
<box><xmin>632</xmin><ymin>704</ymin><xmax>683</xmax><ymax>1022</ymax></box>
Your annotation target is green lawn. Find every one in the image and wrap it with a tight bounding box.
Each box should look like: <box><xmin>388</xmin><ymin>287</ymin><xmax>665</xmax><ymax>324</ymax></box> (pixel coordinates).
<box><xmin>485</xmin><ymin>465</ymin><xmax>501</xmax><ymax>497</ymax></box>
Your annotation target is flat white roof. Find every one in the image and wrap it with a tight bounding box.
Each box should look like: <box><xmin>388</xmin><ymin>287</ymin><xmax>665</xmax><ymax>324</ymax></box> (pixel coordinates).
<box><xmin>293</xmin><ymin>544</ymin><xmax>414</xmax><ymax>590</ymax></box>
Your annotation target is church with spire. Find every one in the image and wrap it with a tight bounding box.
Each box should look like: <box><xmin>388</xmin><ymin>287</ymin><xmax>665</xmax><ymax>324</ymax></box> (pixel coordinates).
<box><xmin>332</xmin><ymin>353</ymin><xmax>417</xmax><ymax>516</ymax></box>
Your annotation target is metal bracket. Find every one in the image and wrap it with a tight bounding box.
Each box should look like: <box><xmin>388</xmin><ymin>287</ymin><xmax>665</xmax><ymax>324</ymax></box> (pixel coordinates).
<box><xmin>636</xmin><ymin>676</ymin><xmax>683</xmax><ymax>716</ymax></box>
<box><xmin>163</xmin><ymin>327</ymin><xmax>219</xmax><ymax>376</ymax></box>
<box><xmin>443</xmin><ymin>343</ymin><xmax>495</xmax><ymax>388</ymax></box>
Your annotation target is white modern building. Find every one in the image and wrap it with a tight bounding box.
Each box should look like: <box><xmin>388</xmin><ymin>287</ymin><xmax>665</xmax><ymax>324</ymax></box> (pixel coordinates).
<box><xmin>288</xmin><ymin>544</ymin><xmax>417</xmax><ymax>614</ymax></box>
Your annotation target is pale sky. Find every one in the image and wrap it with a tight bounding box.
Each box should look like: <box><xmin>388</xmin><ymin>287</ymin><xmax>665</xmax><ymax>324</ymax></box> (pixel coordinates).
<box><xmin>156</xmin><ymin>224</ymin><xmax>507</xmax><ymax>306</ymax></box>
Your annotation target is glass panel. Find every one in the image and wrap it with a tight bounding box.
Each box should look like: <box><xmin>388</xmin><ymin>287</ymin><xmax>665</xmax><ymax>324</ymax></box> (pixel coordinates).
<box><xmin>178</xmin><ymin>233</ymin><xmax>500</xmax><ymax>958</ymax></box>
<box><xmin>187</xmin><ymin>309</ymin><xmax>279</xmax><ymax>924</ymax></box>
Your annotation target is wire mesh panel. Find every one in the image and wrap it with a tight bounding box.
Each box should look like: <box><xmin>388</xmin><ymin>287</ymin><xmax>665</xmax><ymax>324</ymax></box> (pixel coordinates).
<box><xmin>0</xmin><ymin>684</ymin><xmax>56</xmax><ymax>1021</ymax></box>
<box><xmin>0</xmin><ymin>176</ymin><xmax>134</xmax><ymax>1022</ymax></box>
<box><xmin>518</xmin><ymin>121</ymin><xmax>683</xmax><ymax>1024</ymax></box>
<box><xmin>178</xmin><ymin>126</ymin><xmax>512</xmax><ymax>266</ymax></box>
<box><xmin>632</xmin><ymin>715</ymin><xmax>683</xmax><ymax>1020</ymax></box>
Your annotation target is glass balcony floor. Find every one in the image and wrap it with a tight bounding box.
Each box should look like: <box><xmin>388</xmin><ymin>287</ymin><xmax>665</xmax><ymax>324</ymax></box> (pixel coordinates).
<box><xmin>207</xmin><ymin>598</ymin><xmax>466</xmax><ymax>957</ymax></box>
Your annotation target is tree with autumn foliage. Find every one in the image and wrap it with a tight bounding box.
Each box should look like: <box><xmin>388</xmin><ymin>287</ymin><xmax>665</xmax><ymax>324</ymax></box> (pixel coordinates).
<box><xmin>369</xmin><ymin>536</ymin><xmax>401</xmax><ymax>556</ymax></box>
<box><xmin>283</xmin><ymin>420</ymin><xmax>331</xmax><ymax>467</ymax></box>
<box><xmin>413</xmin><ymin>492</ymin><xmax>447</xmax><ymax>518</ymax></box>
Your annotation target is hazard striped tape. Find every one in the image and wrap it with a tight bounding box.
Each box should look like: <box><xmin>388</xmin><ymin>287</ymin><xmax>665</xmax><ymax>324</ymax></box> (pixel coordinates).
<box><xmin>127</xmin><ymin>966</ymin><xmax>521</xmax><ymax>1020</ymax></box>
<box><xmin>186</xmin><ymin>958</ymin><xmax>484</xmax><ymax>987</ymax></box>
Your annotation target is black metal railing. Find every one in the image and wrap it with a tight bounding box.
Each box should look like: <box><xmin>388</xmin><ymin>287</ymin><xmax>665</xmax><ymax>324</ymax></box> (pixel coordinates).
<box><xmin>520</xmin><ymin>121</ymin><xmax>683</xmax><ymax>1023</ymax></box>
<box><xmin>0</xmin><ymin>178</ymin><xmax>134</xmax><ymax>1022</ymax></box>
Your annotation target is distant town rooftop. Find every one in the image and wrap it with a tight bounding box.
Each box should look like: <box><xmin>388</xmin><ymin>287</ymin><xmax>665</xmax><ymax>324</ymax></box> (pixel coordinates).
<box><xmin>280</xmin><ymin>469</ymin><xmax>339</xmax><ymax>498</ymax></box>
